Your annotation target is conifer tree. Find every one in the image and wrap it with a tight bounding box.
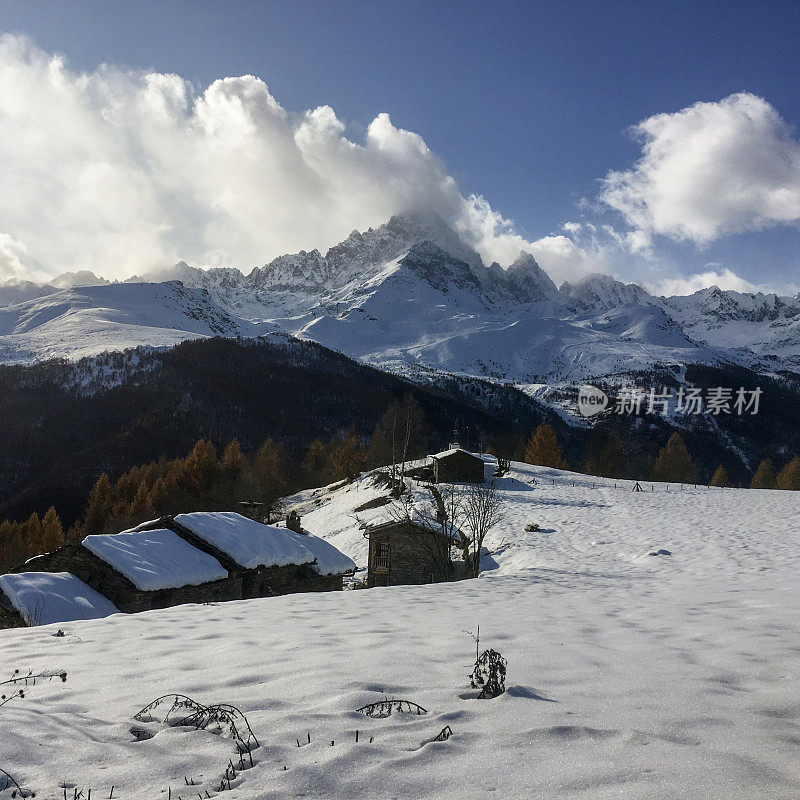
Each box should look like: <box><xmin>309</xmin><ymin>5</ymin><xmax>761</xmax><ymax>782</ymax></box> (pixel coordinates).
<box><xmin>329</xmin><ymin>430</ymin><xmax>367</xmax><ymax>480</ymax></box>
<box><xmin>23</xmin><ymin>512</ymin><xmax>43</xmax><ymax>556</ymax></box>
<box><xmin>147</xmin><ymin>476</ymin><xmax>169</xmax><ymax>515</ymax></box>
<box><xmin>184</xmin><ymin>439</ymin><xmax>218</xmax><ymax>504</ymax></box>
<box><xmin>524</xmin><ymin>424</ymin><xmax>567</xmax><ymax>470</ymax></box>
<box><xmin>709</xmin><ymin>465</ymin><xmax>731</xmax><ymax>487</ymax></box>
<box><xmin>84</xmin><ymin>473</ymin><xmax>112</xmax><ymax>536</ymax></box>
<box><xmin>775</xmin><ymin>456</ymin><xmax>800</xmax><ymax>490</ymax></box>
<box><xmin>249</xmin><ymin>438</ymin><xmax>290</xmax><ymax>520</ymax></box>
<box><xmin>127</xmin><ymin>481</ymin><xmax>153</xmax><ymax>520</ymax></box>
<box><xmin>219</xmin><ymin>439</ymin><xmax>246</xmax><ymax>503</ymax></box>
<box><xmin>220</xmin><ymin>439</ymin><xmax>246</xmax><ymax>483</ymax></box>
<box><xmin>584</xmin><ymin>428</ymin><xmax>627</xmax><ymax>478</ymax></box>
<box><xmin>651</xmin><ymin>433</ymin><xmax>698</xmax><ymax>484</ymax></box>
<box><xmin>750</xmin><ymin>458</ymin><xmax>776</xmax><ymax>489</ymax></box>
<box><xmin>303</xmin><ymin>439</ymin><xmax>329</xmax><ymax>485</ymax></box>
<box><xmin>40</xmin><ymin>507</ymin><xmax>64</xmax><ymax>553</ymax></box>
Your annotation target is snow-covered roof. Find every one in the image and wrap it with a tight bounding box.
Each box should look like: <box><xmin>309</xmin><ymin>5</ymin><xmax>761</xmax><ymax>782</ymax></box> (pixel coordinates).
<box><xmin>282</xmin><ymin>528</ymin><xmax>357</xmax><ymax>576</ymax></box>
<box><xmin>432</xmin><ymin>447</ymin><xmax>481</xmax><ymax>460</ymax></box>
<box><xmin>83</xmin><ymin>529</ymin><xmax>228</xmax><ymax>591</ymax></box>
<box><xmin>0</xmin><ymin>571</ymin><xmax>119</xmax><ymax>625</ymax></box>
<box><xmin>174</xmin><ymin>512</ymin><xmax>316</xmax><ymax>570</ymax></box>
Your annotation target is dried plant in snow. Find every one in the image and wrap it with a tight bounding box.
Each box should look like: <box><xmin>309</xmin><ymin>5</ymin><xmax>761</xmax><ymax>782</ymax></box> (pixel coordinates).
<box><xmin>470</xmin><ymin>649</ymin><xmax>507</xmax><ymax>698</ymax></box>
<box><xmin>356</xmin><ymin>699</ymin><xmax>428</xmax><ymax>718</ymax></box>
<box><xmin>134</xmin><ymin>694</ymin><xmax>259</xmax><ymax>754</ymax></box>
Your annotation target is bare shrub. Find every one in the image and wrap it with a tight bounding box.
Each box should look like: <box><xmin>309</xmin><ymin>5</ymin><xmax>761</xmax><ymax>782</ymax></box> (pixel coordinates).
<box><xmin>461</xmin><ymin>480</ymin><xmax>501</xmax><ymax>577</ymax></box>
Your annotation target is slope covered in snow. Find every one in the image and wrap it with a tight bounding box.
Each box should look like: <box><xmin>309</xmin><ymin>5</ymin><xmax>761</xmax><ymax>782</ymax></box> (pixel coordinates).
<box><xmin>0</xmin><ymin>281</ymin><xmax>258</xmax><ymax>364</ymax></box>
<box><xmin>2</xmin><ymin>462</ymin><xmax>799</xmax><ymax>798</ymax></box>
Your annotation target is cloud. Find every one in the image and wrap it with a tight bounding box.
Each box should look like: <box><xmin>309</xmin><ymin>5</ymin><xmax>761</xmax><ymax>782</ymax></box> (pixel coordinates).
<box><xmin>0</xmin><ymin>34</ymin><xmax>599</xmax><ymax>283</ymax></box>
<box><xmin>0</xmin><ymin>233</ymin><xmax>27</xmax><ymax>279</ymax></box>
<box><xmin>600</xmin><ymin>93</ymin><xmax>800</xmax><ymax>247</ymax></box>
<box><xmin>646</xmin><ymin>267</ymin><xmax>760</xmax><ymax>297</ymax></box>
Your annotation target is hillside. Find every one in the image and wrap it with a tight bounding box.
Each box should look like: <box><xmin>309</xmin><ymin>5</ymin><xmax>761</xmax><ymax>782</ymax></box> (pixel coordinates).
<box><xmin>2</xmin><ymin>461</ymin><xmax>799</xmax><ymax>798</ymax></box>
<box><xmin>0</xmin><ymin>335</ymin><xmax>570</xmax><ymax>526</ymax></box>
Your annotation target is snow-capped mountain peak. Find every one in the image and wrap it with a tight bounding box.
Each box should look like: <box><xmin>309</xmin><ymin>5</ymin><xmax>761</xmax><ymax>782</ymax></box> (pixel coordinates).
<box><xmin>48</xmin><ymin>269</ymin><xmax>110</xmax><ymax>289</ymax></box>
<box><xmin>251</xmin><ymin>249</ymin><xmax>330</xmax><ymax>291</ymax></box>
<box><xmin>560</xmin><ymin>273</ymin><xmax>654</xmax><ymax>312</ymax></box>
<box><xmin>504</xmin><ymin>251</ymin><xmax>559</xmax><ymax>303</ymax></box>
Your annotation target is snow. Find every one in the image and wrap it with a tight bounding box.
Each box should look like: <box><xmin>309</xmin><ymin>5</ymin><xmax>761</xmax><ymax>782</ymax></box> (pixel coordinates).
<box><xmin>83</xmin><ymin>529</ymin><xmax>228</xmax><ymax>591</ymax></box>
<box><xmin>2</xmin><ymin>463</ymin><xmax>800</xmax><ymax>798</ymax></box>
<box><xmin>280</xmin><ymin>527</ymin><xmax>357</xmax><ymax>576</ymax></box>
<box><xmin>0</xmin><ymin>571</ymin><xmax>119</xmax><ymax>625</ymax></box>
<box><xmin>432</xmin><ymin>447</ymin><xmax>481</xmax><ymax>459</ymax></box>
<box><xmin>174</xmin><ymin>512</ymin><xmax>316</xmax><ymax>569</ymax></box>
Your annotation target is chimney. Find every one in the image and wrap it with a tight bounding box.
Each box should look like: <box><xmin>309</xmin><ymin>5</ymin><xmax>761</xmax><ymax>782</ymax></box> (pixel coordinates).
<box><xmin>286</xmin><ymin>510</ymin><xmax>304</xmax><ymax>533</ymax></box>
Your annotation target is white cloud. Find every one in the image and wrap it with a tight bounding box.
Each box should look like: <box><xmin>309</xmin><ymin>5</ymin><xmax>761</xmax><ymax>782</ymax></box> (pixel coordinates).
<box><xmin>0</xmin><ymin>233</ymin><xmax>27</xmax><ymax>279</ymax></box>
<box><xmin>647</xmin><ymin>267</ymin><xmax>760</xmax><ymax>297</ymax></box>
<box><xmin>600</xmin><ymin>92</ymin><xmax>800</xmax><ymax>247</ymax></box>
<box><xmin>0</xmin><ymin>34</ymin><xmax>598</xmax><ymax>283</ymax></box>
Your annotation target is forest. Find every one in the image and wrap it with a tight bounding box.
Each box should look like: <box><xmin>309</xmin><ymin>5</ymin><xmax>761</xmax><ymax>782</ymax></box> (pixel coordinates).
<box><xmin>1</xmin><ymin>336</ymin><xmax>799</xmax><ymax>571</ymax></box>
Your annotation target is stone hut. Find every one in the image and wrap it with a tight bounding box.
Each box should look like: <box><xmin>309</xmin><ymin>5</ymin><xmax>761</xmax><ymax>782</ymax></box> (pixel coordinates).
<box><xmin>431</xmin><ymin>448</ymin><xmax>485</xmax><ymax>484</ymax></box>
<box><xmin>365</xmin><ymin>519</ymin><xmax>452</xmax><ymax>587</ymax></box>
<box><xmin>139</xmin><ymin>512</ymin><xmax>352</xmax><ymax>595</ymax></box>
<box><xmin>16</xmin><ymin>531</ymin><xmax>237</xmax><ymax>614</ymax></box>
<box><xmin>1</xmin><ymin>512</ymin><xmax>355</xmax><ymax>626</ymax></box>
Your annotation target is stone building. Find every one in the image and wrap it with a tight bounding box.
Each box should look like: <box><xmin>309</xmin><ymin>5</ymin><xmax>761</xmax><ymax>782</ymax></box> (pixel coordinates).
<box><xmin>17</xmin><ymin>531</ymin><xmax>238</xmax><ymax>614</ymax></box>
<box><xmin>138</xmin><ymin>512</ymin><xmax>351</xmax><ymax>595</ymax></box>
<box><xmin>431</xmin><ymin>448</ymin><xmax>485</xmax><ymax>484</ymax></box>
<box><xmin>365</xmin><ymin>519</ymin><xmax>453</xmax><ymax>587</ymax></box>
<box><xmin>2</xmin><ymin>511</ymin><xmax>355</xmax><ymax>625</ymax></box>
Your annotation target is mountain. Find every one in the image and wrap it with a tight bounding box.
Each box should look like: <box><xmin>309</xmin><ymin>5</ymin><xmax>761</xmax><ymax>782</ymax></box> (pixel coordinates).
<box><xmin>0</xmin><ymin>277</ymin><xmax>58</xmax><ymax>307</ymax></box>
<box><xmin>0</xmin><ymin>281</ymin><xmax>250</xmax><ymax>364</ymax></box>
<box><xmin>47</xmin><ymin>269</ymin><xmax>111</xmax><ymax>289</ymax></box>
<box><xmin>0</xmin><ymin>334</ymin><xmax>571</xmax><ymax>526</ymax></box>
<box><xmin>560</xmin><ymin>273</ymin><xmax>655</xmax><ymax>312</ymax></box>
<box><xmin>1</xmin><ymin>212</ymin><xmax>799</xmax><ymax>386</ymax></box>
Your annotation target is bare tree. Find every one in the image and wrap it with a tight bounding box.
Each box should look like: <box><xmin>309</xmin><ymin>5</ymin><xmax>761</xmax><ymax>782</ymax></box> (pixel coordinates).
<box><xmin>368</xmin><ymin>395</ymin><xmax>427</xmax><ymax>496</ymax></box>
<box><xmin>462</xmin><ymin>480</ymin><xmax>501</xmax><ymax>577</ymax></box>
<box><xmin>424</xmin><ymin>483</ymin><xmax>468</xmax><ymax>580</ymax></box>
<box><xmin>386</xmin><ymin>486</ymin><xmax>461</xmax><ymax>581</ymax></box>
<box><xmin>396</xmin><ymin>409</ymin><xmax>413</xmax><ymax>496</ymax></box>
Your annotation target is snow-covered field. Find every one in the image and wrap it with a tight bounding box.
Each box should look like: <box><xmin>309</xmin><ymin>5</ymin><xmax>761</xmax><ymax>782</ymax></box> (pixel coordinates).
<box><xmin>2</xmin><ymin>461</ymin><xmax>800</xmax><ymax>799</ymax></box>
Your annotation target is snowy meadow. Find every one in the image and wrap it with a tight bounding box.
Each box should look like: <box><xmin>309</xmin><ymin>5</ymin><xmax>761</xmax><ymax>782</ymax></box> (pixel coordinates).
<box><xmin>2</xmin><ymin>461</ymin><xmax>800</xmax><ymax>799</ymax></box>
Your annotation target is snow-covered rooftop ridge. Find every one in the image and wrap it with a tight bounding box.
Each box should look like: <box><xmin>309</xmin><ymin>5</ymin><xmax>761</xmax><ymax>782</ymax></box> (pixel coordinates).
<box><xmin>431</xmin><ymin>447</ymin><xmax>482</xmax><ymax>459</ymax></box>
<box><xmin>83</xmin><ymin>529</ymin><xmax>228</xmax><ymax>591</ymax></box>
<box><xmin>174</xmin><ymin>512</ymin><xmax>316</xmax><ymax>570</ymax></box>
<box><xmin>278</xmin><ymin>525</ymin><xmax>357</xmax><ymax>576</ymax></box>
<box><xmin>0</xmin><ymin>571</ymin><xmax>119</xmax><ymax>625</ymax></box>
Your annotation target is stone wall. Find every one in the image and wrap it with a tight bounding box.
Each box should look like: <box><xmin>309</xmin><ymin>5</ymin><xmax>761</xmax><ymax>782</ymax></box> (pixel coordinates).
<box><xmin>433</xmin><ymin>451</ymin><xmax>485</xmax><ymax>483</ymax></box>
<box><xmin>14</xmin><ymin>542</ymin><xmax>243</xmax><ymax>614</ymax></box>
<box><xmin>0</xmin><ymin>588</ymin><xmax>24</xmax><ymax>629</ymax></box>
<box><xmin>367</xmin><ymin>522</ymin><xmax>451</xmax><ymax>587</ymax></box>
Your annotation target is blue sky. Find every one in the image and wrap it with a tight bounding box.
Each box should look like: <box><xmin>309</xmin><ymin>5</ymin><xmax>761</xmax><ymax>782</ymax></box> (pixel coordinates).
<box><xmin>1</xmin><ymin>0</ymin><xmax>799</xmax><ymax>292</ymax></box>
